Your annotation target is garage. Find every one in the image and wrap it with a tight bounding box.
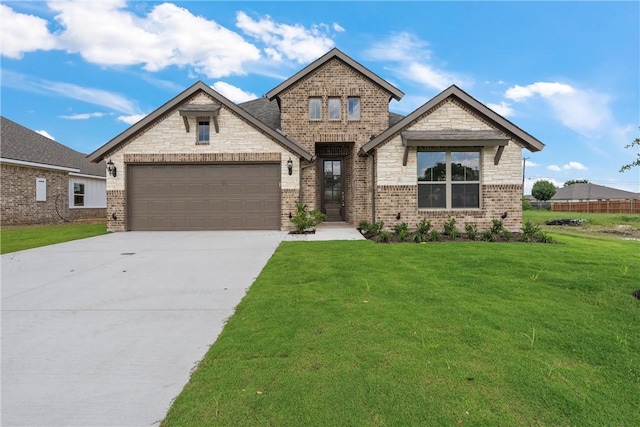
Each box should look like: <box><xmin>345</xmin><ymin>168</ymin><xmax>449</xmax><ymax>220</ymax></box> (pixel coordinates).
<box><xmin>128</xmin><ymin>163</ymin><xmax>280</xmax><ymax>231</ymax></box>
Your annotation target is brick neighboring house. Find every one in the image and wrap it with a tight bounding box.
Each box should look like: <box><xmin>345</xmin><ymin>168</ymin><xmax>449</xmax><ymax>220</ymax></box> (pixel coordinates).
<box><xmin>88</xmin><ymin>48</ymin><xmax>544</xmax><ymax>232</ymax></box>
<box><xmin>1</xmin><ymin>116</ymin><xmax>106</xmax><ymax>226</ymax></box>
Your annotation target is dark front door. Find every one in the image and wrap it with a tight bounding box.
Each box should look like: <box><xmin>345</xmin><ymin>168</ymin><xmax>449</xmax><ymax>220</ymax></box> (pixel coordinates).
<box><xmin>321</xmin><ymin>159</ymin><xmax>344</xmax><ymax>221</ymax></box>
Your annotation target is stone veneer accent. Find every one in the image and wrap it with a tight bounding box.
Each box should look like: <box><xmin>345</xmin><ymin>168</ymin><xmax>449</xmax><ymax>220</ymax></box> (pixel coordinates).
<box><xmin>1</xmin><ymin>164</ymin><xmax>105</xmax><ymax>226</ymax></box>
<box><xmin>375</xmin><ymin>184</ymin><xmax>522</xmax><ymax>232</ymax></box>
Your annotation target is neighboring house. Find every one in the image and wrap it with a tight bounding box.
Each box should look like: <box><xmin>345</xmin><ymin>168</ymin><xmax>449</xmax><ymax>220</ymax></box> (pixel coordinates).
<box><xmin>551</xmin><ymin>183</ymin><xmax>639</xmax><ymax>213</ymax></box>
<box><xmin>1</xmin><ymin>116</ymin><xmax>106</xmax><ymax>226</ymax></box>
<box><xmin>88</xmin><ymin>48</ymin><xmax>544</xmax><ymax>232</ymax></box>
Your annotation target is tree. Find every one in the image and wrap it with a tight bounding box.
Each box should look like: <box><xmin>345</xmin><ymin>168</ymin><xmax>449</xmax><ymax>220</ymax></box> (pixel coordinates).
<box><xmin>564</xmin><ymin>179</ymin><xmax>589</xmax><ymax>187</ymax></box>
<box><xmin>532</xmin><ymin>180</ymin><xmax>557</xmax><ymax>201</ymax></box>
<box><xmin>619</xmin><ymin>136</ymin><xmax>640</xmax><ymax>172</ymax></box>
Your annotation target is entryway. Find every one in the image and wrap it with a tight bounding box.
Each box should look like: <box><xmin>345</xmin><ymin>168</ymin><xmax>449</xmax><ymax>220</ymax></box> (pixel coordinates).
<box><xmin>321</xmin><ymin>158</ymin><xmax>344</xmax><ymax>221</ymax></box>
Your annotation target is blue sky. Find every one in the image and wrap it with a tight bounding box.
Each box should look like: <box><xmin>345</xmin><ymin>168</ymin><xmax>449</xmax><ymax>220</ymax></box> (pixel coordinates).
<box><xmin>1</xmin><ymin>1</ymin><xmax>638</xmax><ymax>194</ymax></box>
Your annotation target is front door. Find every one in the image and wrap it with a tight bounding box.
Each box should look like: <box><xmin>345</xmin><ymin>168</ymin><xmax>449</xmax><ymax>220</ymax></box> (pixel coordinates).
<box><xmin>321</xmin><ymin>159</ymin><xmax>344</xmax><ymax>221</ymax></box>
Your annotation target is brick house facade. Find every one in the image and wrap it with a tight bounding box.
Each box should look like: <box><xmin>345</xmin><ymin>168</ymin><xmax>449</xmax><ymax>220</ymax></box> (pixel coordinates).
<box><xmin>89</xmin><ymin>48</ymin><xmax>544</xmax><ymax>232</ymax></box>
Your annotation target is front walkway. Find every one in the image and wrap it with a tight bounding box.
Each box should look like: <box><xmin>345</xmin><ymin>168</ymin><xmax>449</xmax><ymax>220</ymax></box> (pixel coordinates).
<box><xmin>283</xmin><ymin>222</ymin><xmax>366</xmax><ymax>241</ymax></box>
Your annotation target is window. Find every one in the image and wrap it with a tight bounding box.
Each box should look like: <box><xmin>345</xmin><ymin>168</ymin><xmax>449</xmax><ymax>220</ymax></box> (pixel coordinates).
<box><xmin>197</xmin><ymin>118</ymin><xmax>210</xmax><ymax>143</ymax></box>
<box><xmin>73</xmin><ymin>183</ymin><xmax>85</xmax><ymax>207</ymax></box>
<box><xmin>418</xmin><ymin>150</ymin><xmax>480</xmax><ymax>209</ymax></box>
<box><xmin>328</xmin><ymin>97</ymin><xmax>341</xmax><ymax>120</ymax></box>
<box><xmin>347</xmin><ymin>97</ymin><xmax>360</xmax><ymax>120</ymax></box>
<box><xmin>309</xmin><ymin>97</ymin><xmax>322</xmax><ymax>120</ymax></box>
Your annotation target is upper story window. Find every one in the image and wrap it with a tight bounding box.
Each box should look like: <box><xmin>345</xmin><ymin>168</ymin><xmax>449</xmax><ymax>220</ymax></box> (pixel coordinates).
<box><xmin>328</xmin><ymin>97</ymin><xmax>341</xmax><ymax>120</ymax></box>
<box><xmin>73</xmin><ymin>183</ymin><xmax>85</xmax><ymax>207</ymax></box>
<box><xmin>309</xmin><ymin>97</ymin><xmax>322</xmax><ymax>120</ymax></box>
<box><xmin>347</xmin><ymin>97</ymin><xmax>361</xmax><ymax>120</ymax></box>
<box><xmin>417</xmin><ymin>150</ymin><xmax>480</xmax><ymax>209</ymax></box>
<box><xmin>197</xmin><ymin>118</ymin><xmax>210</xmax><ymax>144</ymax></box>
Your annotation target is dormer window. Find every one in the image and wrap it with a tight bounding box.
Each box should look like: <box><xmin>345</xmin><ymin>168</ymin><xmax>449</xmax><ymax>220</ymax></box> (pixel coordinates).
<box><xmin>197</xmin><ymin>118</ymin><xmax>210</xmax><ymax>144</ymax></box>
<box><xmin>309</xmin><ymin>97</ymin><xmax>322</xmax><ymax>120</ymax></box>
<box><xmin>347</xmin><ymin>97</ymin><xmax>360</xmax><ymax>120</ymax></box>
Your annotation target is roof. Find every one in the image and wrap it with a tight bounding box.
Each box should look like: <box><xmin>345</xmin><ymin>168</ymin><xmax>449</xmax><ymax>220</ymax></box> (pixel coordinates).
<box><xmin>88</xmin><ymin>81</ymin><xmax>313</xmax><ymax>162</ymax></box>
<box><xmin>1</xmin><ymin>116</ymin><xmax>105</xmax><ymax>177</ymax></box>
<box><xmin>360</xmin><ymin>85</ymin><xmax>545</xmax><ymax>155</ymax></box>
<box><xmin>552</xmin><ymin>183</ymin><xmax>640</xmax><ymax>200</ymax></box>
<box><xmin>265</xmin><ymin>48</ymin><xmax>404</xmax><ymax>102</ymax></box>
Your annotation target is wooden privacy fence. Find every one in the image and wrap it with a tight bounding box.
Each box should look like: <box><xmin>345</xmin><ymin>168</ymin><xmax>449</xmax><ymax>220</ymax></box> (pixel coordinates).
<box><xmin>551</xmin><ymin>199</ymin><xmax>639</xmax><ymax>214</ymax></box>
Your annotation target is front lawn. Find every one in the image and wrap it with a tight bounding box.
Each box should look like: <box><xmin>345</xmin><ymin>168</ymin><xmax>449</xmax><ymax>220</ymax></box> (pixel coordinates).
<box><xmin>0</xmin><ymin>222</ymin><xmax>107</xmax><ymax>254</ymax></box>
<box><xmin>163</xmin><ymin>234</ymin><xmax>640</xmax><ymax>426</ymax></box>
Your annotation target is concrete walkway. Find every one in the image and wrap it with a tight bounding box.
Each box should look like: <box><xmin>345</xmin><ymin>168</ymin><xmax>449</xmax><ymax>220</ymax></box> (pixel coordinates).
<box><xmin>283</xmin><ymin>222</ymin><xmax>366</xmax><ymax>241</ymax></box>
<box><xmin>1</xmin><ymin>231</ymin><xmax>286</xmax><ymax>427</ymax></box>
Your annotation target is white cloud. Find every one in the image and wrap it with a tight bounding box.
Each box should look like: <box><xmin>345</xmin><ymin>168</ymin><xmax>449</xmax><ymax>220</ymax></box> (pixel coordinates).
<box><xmin>236</xmin><ymin>11</ymin><xmax>335</xmax><ymax>64</ymax></box>
<box><xmin>211</xmin><ymin>81</ymin><xmax>257</xmax><ymax>103</ymax></box>
<box><xmin>6</xmin><ymin>1</ymin><xmax>260</xmax><ymax>78</ymax></box>
<box><xmin>45</xmin><ymin>81</ymin><xmax>140</xmax><ymax>115</ymax></box>
<box><xmin>117</xmin><ymin>114</ymin><xmax>146</xmax><ymax>125</ymax></box>
<box><xmin>505</xmin><ymin>82</ymin><xmax>575</xmax><ymax>101</ymax></box>
<box><xmin>35</xmin><ymin>129</ymin><xmax>55</xmax><ymax>140</ymax></box>
<box><xmin>486</xmin><ymin>101</ymin><xmax>514</xmax><ymax>117</ymax></box>
<box><xmin>364</xmin><ymin>32</ymin><xmax>472</xmax><ymax>91</ymax></box>
<box><xmin>563</xmin><ymin>161</ymin><xmax>587</xmax><ymax>170</ymax></box>
<box><xmin>548</xmin><ymin>165</ymin><xmax>562</xmax><ymax>172</ymax></box>
<box><xmin>60</xmin><ymin>112</ymin><xmax>105</xmax><ymax>120</ymax></box>
<box><xmin>333</xmin><ymin>23</ymin><xmax>345</xmax><ymax>32</ymax></box>
<box><xmin>0</xmin><ymin>4</ymin><xmax>57</xmax><ymax>58</ymax></box>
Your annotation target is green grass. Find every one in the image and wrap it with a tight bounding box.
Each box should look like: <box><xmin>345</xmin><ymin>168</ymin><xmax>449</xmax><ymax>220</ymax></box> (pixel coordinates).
<box><xmin>524</xmin><ymin>209</ymin><xmax>640</xmax><ymax>230</ymax></box>
<box><xmin>0</xmin><ymin>222</ymin><xmax>107</xmax><ymax>254</ymax></box>
<box><xmin>163</xmin><ymin>234</ymin><xmax>640</xmax><ymax>426</ymax></box>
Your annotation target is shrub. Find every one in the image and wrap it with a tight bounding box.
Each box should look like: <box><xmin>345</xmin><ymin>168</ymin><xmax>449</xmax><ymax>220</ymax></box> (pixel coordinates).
<box><xmin>429</xmin><ymin>230</ymin><xmax>441</xmax><ymax>241</ymax></box>
<box><xmin>412</xmin><ymin>232</ymin><xmax>424</xmax><ymax>243</ymax></box>
<box><xmin>443</xmin><ymin>217</ymin><xmax>457</xmax><ymax>235</ymax></box>
<box><xmin>378</xmin><ymin>230</ymin><xmax>391</xmax><ymax>243</ymax></box>
<box><xmin>394</xmin><ymin>222</ymin><xmax>409</xmax><ymax>235</ymax></box>
<box><xmin>522</xmin><ymin>197</ymin><xmax>533</xmax><ymax>210</ymax></box>
<box><xmin>398</xmin><ymin>230</ymin><xmax>409</xmax><ymax>242</ymax></box>
<box><xmin>359</xmin><ymin>220</ymin><xmax>384</xmax><ymax>235</ymax></box>
<box><xmin>358</xmin><ymin>220</ymin><xmax>371</xmax><ymax>231</ymax></box>
<box><xmin>482</xmin><ymin>229</ymin><xmax>494</xmax><ymax>242</ymax></box>
<box><xmin>490</xmin><ymin>219</ymin><xmax>504</xmax><ymax>234</ymax></box>
<box><xmin>449</xmin><ymin>229</ymin><xmax>460</xmax><ymax>240</ymax></box>
<box><xmin>291</xmin><ymin>203</ymin><xmax>317</xmax><ymax>232</ymax></box>
<box><xmin>465</xmin><ymin>223</ymin><xmax>478</xmax><ymax>241</ymax></box>
<box><xmin>502</xmin><ymin>229</ymin><xmax>512</xmax><ymax>242</ymax></box>
<box><xmin>417</xmin><ymin>218</ymin><xmax>432</xmax><ymax>235</ymax></box>
<box><xmin>521</xmin><ymin>221</ymin><xmax>541</xmax><ymax>243</ymax></box>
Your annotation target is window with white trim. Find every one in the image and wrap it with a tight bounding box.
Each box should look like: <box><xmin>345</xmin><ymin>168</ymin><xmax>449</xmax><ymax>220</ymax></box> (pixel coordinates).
<box><xmin>417</xmin><ymin>150</ymin><xmax>480</xmax><ymax>209</ymax></box>
<box><xmin>328</xmin><ymin>97</ymin><xmax>341</xmax><ymax>120</ymax></box>
<box><xmin>347</xmin><ymin>97</ymin><xmax>360</xmax><ymax>120</ymax></box>
<box><xmin>309</xmin><ymin>97</ymin><xmax>322</xmax><ymax>120</ymax></box>
<box><xmin>197</xmin><ymin>118</ymin><xmax>210</xmax><ymax>143</ymax></box>
<box><xmin>73</xmin><ymin>183</ymin><xmax>85</xmax><ymax>207</ymax></box>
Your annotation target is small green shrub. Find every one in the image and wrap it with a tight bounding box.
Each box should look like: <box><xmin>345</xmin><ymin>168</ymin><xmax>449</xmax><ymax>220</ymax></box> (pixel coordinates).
<box><xmin>521</xmin><ymin>221</ymin><xmax>541</xmax><ymax>243</ymax></box>
<box><xmin>412</xmin><ymin>232</ymin><xmax>424</xmax><ymax>243</ymax></box>
<box><xmin>482</xmin><ymin>229</ymin><xmax>495</xmax><ymax>242</ymax></box>
<box><xmin>417</xmin><ymin>218</ymin><xmax>431</xmax><ymax>235</ymax></box>
<box><xmin>465</xmin><ymin>223</ymin><xmax>478</xmax><ymax>241</ymax></box>
<box><xmin>359</xmin><ymin>220</ymin><xmax>384</xmax><ymax>235</ymax></box>
<box><xmin>522</xmin><ymin>197</ymin><xmax>533</xmax><ymax>210</ymax></box>
<box><xmin>358</xmin><ymin>220</ymin><xmax>371</xmax><ymax>230</ymax></box>
<box><xmin>449</xmin><ymin>229</ymin><xmax>460</xmax><ymax>240</ymax></box>
<box><xmin>443</xmin><ymin>217</ymin><xmax>457</xmax><ymax>235</ymax></box>
<box><xmin>378</xmin><ymin>230</ymin><xmax>391</xmax><ymax>243</ymax></box>
<box><xmin>502</xmin><ymin>229</ymin><xmax>512</xmax><ymax>242</ymax></box>
<box><xmin>394</xmin><ymin>222</ymin><xmax>409</xmax><ymax>235</ymax></box>
<box><xmin>291</xmin><ymin>203</ymin><xmax>317</xmax><ymax>232</ymax></box>
<box><xmin>398</xmin><ymin>230</ymin><xmax>409</xmax><ymax>242</ymax></box>
<box><xmin>429</xmin><ymin>230</ymin><xmax>441</xmax><ymax>241</ymax></box>
<box><xmin>490</xmin><ymin>219</ymin><xmax>504</xmax><ymax>234</ymax></box>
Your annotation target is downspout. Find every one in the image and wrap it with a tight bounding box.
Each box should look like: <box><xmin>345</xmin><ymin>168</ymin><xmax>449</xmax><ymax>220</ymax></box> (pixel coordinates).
<box><xmin>371</xmin><ymin>150</ymin><xmax>376</xmax><ymax>223</ymax></box>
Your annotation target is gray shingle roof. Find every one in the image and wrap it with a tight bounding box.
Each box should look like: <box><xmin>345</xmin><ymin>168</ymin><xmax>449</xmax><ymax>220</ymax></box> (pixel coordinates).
<box><xmin>552</xmin><ymin>183</ymin><xmax>640</xmax><ymax>200</ymax></box>
<box><xmin>1</xmin><ymin>116</ymin><xmax>105</xmax><ymax>177</ymax></box>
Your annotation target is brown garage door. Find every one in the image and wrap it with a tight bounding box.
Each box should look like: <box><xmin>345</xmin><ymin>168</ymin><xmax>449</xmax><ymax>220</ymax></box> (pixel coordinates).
<box><xmin>128</xmin><ymin>164</ymin><xmax>280</xmax><ymax>230</ymax></box>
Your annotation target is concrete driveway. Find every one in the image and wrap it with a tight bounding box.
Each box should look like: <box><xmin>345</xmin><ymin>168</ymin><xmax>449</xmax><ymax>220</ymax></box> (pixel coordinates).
<box><xmin>1</xmin><ymin>231</ymin><xmax>286</xmax><ymax>427</ymax></box>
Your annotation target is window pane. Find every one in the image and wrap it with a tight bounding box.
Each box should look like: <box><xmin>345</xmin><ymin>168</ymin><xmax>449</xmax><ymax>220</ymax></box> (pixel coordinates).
<box><xmin>418</xmin><ymin>184</ymin><xmax>446</xmax><ymax>208</ymax></box>
<box><xmin>198</xmin><ymin>120</ymin><xmax>210</xmax><ymax>142</ymax></box>
<box><xmin>452</xmin><ymin>183</ymin><xmax>480</xmax><ymax>208</ymax></box>
<box><xmin>417</xmin><ymin>152</ymin><xmax>446</xmax><ymax>181</ymax></box>
<box><xmin>347</xmin><ymin>97</ymin><xmax>360</xmax><ymax>119</ymax></box>
<box><xmin>328</xmin><ymin>98</ymin><xmax>341</xmax><ymax>120</ymax></box>
<box><xmin>309</xmin><ymin>98</ymin><xmax>321</xmax><ymax>120</ymax></box>
<box><xmin>73</xmin><ymin>183</ymin><xmax>84</xmax><ymax>194</ymax></box>
<box><xmin>451</xmin><ymin>152</ymin><xmax>480</xmax><ymax>181</ymax></box>
<box><xmin>74</xmin><ymin>195</ymin><xmax>85</xmax><ymax>207</ymax></box>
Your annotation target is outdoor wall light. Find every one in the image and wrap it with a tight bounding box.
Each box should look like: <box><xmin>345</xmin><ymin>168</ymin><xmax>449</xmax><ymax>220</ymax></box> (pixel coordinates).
<box><xmin>396</xmin><ymin>212</ymin><xmax>401</xmax><ymax>220</ymax></box>
<box><xmin>287</xmin><ymin>157</ymin><xmax>293</xmax><ymax>176</ymax></box>
<box><xmin>106</xmin><ymin>159</ymin><xmax>117</xmax><ymax>177</ymax></box>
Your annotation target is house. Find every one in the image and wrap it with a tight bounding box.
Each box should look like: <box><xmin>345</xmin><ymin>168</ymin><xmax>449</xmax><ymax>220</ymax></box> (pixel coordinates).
<box><xmin>88</xmin><ymin>48</ymin><xmax>544</xmax><ymax>232</ymax></box>
<box><xmin>1</xmin><ymin>116</ymin><xmax>106</xmax><ymax>226</ymax></box>
<box><xmin>551</xmin><ymin>183</ymin><xmax>639</xmax><ymax>214</ymax></box>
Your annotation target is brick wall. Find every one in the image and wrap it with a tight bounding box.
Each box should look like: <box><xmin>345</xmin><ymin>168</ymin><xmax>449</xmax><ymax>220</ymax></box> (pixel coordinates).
<box><xmin>277</xmin><ymin>58</ymin><xmax>392</xmax><ymax>224</ymax></box>
<box><xmin>374</xmin><ymin>98</ymin><xmax>525</xmax><ymax>231</ymax></box>
<box><xmin>104</xmin><ymin>92</ymin><xmax>301</xmax><ymax>231</ymax></box>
